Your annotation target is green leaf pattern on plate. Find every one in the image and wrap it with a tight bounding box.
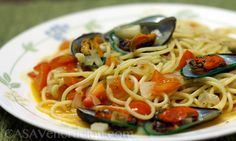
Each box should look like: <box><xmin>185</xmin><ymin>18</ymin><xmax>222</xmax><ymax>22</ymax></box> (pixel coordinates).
<box><xmin>10</xmin><ymin>83</ymin><xmax>20</xmax><ymax>89</ymax></box>
<box><xmin>9</xmin><ymin>42</ymin><xmax>37</xmax><ymax>75</ymax></box>
<box><xmin>0</xmin><ymin>76</ymin><xmax>8</xmax><ymax>86</ymax></box>
<box><xmin>22</xmin><ymin>42</ymin><xmax>37</xmax><ymax>52</ymax></box>
<box><xmin>0</xmin><ymin>43</ymin><xmax>35</xmax><ymax>111</ymax></box>
<box><xmin>2</xmin><ymin>7</ymin><xmax>236</xmax><ymax>134</ymax></box>
<box><xmin>0</xmin><ymin>72</ymin><xmax>20</xmax><ymax>89</ymax></box>
<box><xmin>3</xmin><ymin>72</ymin><xmax>11</xmax><ymax>82</ymax></box>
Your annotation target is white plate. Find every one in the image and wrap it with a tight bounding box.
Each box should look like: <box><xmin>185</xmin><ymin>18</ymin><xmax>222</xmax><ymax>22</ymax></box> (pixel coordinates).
<box><xmin>1</xmin><ymin>3</ymin><xmax>236</xmax><ymax>141</ymax></box>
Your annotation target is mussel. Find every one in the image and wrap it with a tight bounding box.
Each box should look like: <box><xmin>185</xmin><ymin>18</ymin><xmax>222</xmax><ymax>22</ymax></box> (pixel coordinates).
<box><xmin>71</xmin><ymin>16</ymin><xmax>176</xmax><ymax>59</ymax></box>
<box><xmin>143</xmin><ymin>107</ymin><xmax>220</xmax><ymax>135</ymax></box>
<box><xmin>107</xmin><ymin>17</ymin><xmax>176</xmax><ymax>54</ymax></box>
<box><xmin>104</xmin><ymin>15</ymin><xmax>166</xmax><ymax>38</ymax></box>
<box><xmin>71</xmin><ymin>33</ymin><xmax>103</xmax><ymax>55</ymax></box>
<box><xmin>77</xmin><ymin>107</ymin><xmax>220</xmax><ymax>135</ymax></box>
<box><xmin>71</xmin><ymin>33</ymin><xmax>106</xmax><ymax>68</ymax></box>
<box><xmin>77</xmin><ymin>108</ymin><xmax>137</xmax><ymax>129</ymax></box>
<box><xmin>181</xmin><ymin>54</ymin><xmax>236</xmax><ymax>78</ymax></box>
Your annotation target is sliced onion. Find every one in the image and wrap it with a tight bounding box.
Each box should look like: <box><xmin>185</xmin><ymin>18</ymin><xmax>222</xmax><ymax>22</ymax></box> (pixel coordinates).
<box><xmin>84</xmin><ymin>49</ymin><xmax>103</xmax><ymax>66</ymax></box>
<box><xmin>90</xmin><ymin>94</ymin><xmax>101</xmax><ymax>106</ymax></box>
<box><xmin>84</xmin><ymin>56</ymin><xmax>94</xmax><ymax>66</ymax></box>
<box><xmin>91</xmin><ymin>122</ymin><xmax>109</xmax><ymax>132</ymax></box>
<box><xmin>140</xmin><ymin>82</ymin><xmax>155</xmax><ymax>99</ymax></box>
<box><xmin>85</xmin><ymin>86</ymin><xmax>101</xmax><ymax>106</ymax></box>
<box><xmin>71</xmin><ymin>94</ymin><xmax>83</xmax><ymax>108</ymax></box>
<box><xmin>164</xmin><ymin>72</ymin><xmax>184</xmax><ymax>84</ymax></box>
<box><xmin>114</xmin><ymin>25</ymin><xmax>141</xmax><ymax>39</ymax></box>
<box><xmin>75</xmin><ymin>53</ymin><xmax>85</xmax><ymax>63</ymax></box>
<box><xmin>198</xmin><ymin>91</ymin><xmax>220</xmax><ymax>106</ymax></box>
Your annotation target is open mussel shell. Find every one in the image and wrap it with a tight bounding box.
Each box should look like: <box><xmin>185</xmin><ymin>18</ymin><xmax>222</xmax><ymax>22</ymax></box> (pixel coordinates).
<box><xmin>71</xmin><ymin>32</ymin><xmax>103</xmax><ymax>56</ymax></box>
<box><xmin>105</xmin><ymin>15</ymin><xmax>166</xmax><ymax>36</ymax></box>
<box><xmin>132</xmin><ymin>15</ymin><xmax>166</xmax><ymax>24</ymax></box>
<box><xmin>143</xmin><ymin>107</ymin><xmax>220</xmax><ymax>135</ymax></box>
<box><xmin>71</xmin><ymin>16</ymin><xmax>176</xmax><ymax>55</ymax></box>
<box><xmin>140</xmin><ymin>17</ymin><xmax>176</xmax><ymax>46</ymax></box>
<box><xmin>77</xmin><ymin>108</ymin><xmax>98</xmax><ymax>124</ymax></box>
<box><xmin>106</xmin><ymin>17</ymin><xmax>176</xmax><ymax>54</ymax></box>
<box><xmin>77</xmin><ymin>108</ymin><xmax>137</xmax><ymax>129</ymax></box>
<box><xmin>181</xmin><ymin>54</ymin><xmax>236</xmax><ymax>78</ymax></box>
<box><xmin>70</xmin><ymin>32</ymin><xmax>106</xmax><ymax>69</ymax></box>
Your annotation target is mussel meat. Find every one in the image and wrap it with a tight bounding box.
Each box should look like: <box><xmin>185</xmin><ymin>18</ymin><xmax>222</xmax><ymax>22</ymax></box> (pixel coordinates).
<box><xmin>143</xmin><ymin>107</ymin><xmax>220</xmax><ymax>135</ymax></box>
<box><xmin>71</xmin><ymin>33</ymin><xmax>106</xmax><ymax>68</ymax></box>
<box><xmin>77</xmin><ymin>107</ymin><xmax>138</xmax><ymax>129</ymax></box>
<box><xmin>181</xmin><ymin>54</ymin><xmax>236</xmax><ymax>78</ymax></box>
<box><xmin>77</xmin><ymin>107</ymin><xmax>220</xmax><ymax>135</ymax></box>
<box><xmin>71</xmin><ymin>16</ymin><xmax>176</xmax><ymax>59</ymax></box>
<box><xmin>106</xmin><ymin>17</ymin><xmax>176</xmax><ymax>54</ymax></box>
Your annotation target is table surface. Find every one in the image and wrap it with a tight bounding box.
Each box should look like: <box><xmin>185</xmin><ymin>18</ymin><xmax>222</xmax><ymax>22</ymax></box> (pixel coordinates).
<box><xmin>1</xmin><ymin>0</ymin><xmax>236</xmax><ymax>140</ymax></box>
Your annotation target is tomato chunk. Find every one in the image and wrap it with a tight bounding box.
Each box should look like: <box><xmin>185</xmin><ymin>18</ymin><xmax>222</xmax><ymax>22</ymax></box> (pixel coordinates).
<box><xmin>59</xmin><ymin>40</ymin><xmax>70</xmax><ymax>51</ymax></box>
<box><xmin>158</xmin><ymin>107</ymin><xmax>199</xmax><ymax>123</ymax></box>
<box><xmin>49</xmin><ymin>55</ymin><xmax>77</xmax><ymax>69</ymax></box>
<box><xmin>67</xmin><ymin>90</ymin><xmax>77</xmax><ymax>100</ymax></box>
<box><xmin>177</xmin><ymin>50</ymin><xmax>194</xmax><ymax>70</ymax></box>
<box><xmin>83</xmin><ymin>96</ymin><xmax>94</xmax><ymax>108</ymax></box>
<box><xmin>129</xmin><ymin>100</ymin><xmax>151</xmax><ymax>115</ymax></box>
<box><xmin>131</xmin><ymin>33</ymin><xmax>156</xmax><ymax>49</ymax></box>
<box><xmin>151</xmin><ymin>70</ymin><xmax>166</xmax><ymax>82</ymax></box>
<box><xmin>91</xmin><ymin>83</ymin><xmax>107</xmax><ymax>102</ymax></box>
<box><xmin>63</xmin><ymin>77</ymin><xmax>84</xmax><ymax>86</ymax></box>
<box><xmin>105</xmin><ymin>55</ymin><xmax>120</xmax><ymax>66</ymax></box>
<box><xmin>83</xmin><ymin>83</ymin><xmax>108</xmax><ymax>108</ymax></box>
<box><xmin>109</xmin><ymin>77</ymin><xmax>133</xmax><ymax>100</ymax></box>
<box><xmin>35</xmin><ymin>62</ymin><xmax>51</xmax><ymax>91</ymax></box>
<box><xmin>151</xmin><ymin>70</ymin><xmax>181</xmax><ymax>96</ymax></box>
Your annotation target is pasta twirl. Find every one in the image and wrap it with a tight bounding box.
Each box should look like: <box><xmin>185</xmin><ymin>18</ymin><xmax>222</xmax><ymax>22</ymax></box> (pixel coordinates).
<box><xmin>28</xmin><ymin>19</ymin><xmax>236</xmax><ymax>133</ymax></box>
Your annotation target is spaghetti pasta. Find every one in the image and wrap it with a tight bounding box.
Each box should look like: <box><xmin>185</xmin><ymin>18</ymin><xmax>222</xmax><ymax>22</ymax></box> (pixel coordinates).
<box><xmin>28</xmin><ymin>19</ymin><xmax>236</xmax><ymax>133</ymax></box>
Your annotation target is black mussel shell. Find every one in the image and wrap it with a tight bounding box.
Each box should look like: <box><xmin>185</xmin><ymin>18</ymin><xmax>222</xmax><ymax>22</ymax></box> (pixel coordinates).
<box><xmin>107</xmin><ymin>17</ymin><xmax>176</xmax><ymax>54</ymax></box>
<box><xmin>77</xmin><ymin>108</ymin><xmax>137</xmax><ymax>129</ymax></box>
<box><xmin>181</xmin><ymin>54</ymin><xmax>236</xmax><ymax>78</ymax></box>
<box><xmin>71</xmin><ymin>32</ymin><xmax>104</xmax><ymax>56</ymax></box>
<box><xmin>143</xmin><ymin>107</ymin><xmax>220</xmax><ymax>135</ymax></box>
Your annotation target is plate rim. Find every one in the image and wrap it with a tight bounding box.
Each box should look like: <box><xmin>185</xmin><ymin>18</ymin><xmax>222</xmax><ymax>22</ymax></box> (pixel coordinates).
<box><xmin>1</xmin><ymin>3</ymin><xmax>236</xmax><ymax>141</ymax></box>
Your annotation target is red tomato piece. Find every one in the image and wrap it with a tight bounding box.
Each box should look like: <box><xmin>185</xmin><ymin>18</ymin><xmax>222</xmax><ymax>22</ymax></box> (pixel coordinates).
<box><xmin>83</xmin><ymin>96</ymin><xmax>94</xmax><ymax>108</ymax></box>
<box><xmin>158</xmin><ymin>107</ymin><xmax>199</xmax><ymax>123</ymax></box>
<box><xmin>151</xmin><ymin>70</ymin><xmax>182</xmax><ymax>96</ymax></box>
<box><xmin>35</xmin><ymin>62</ymin><xmax>51</xmax><ymax>91</ymax></box>
<box><xmin>63</xmin><ymin>77</ymin><xmax>84</xmax><ymax>86</ymax></box>
<box><xmin>49</xmin><ymin>55</ymin><xmax>77</xmax><ymax>69</ymax></box>
<box><xmin>129</xmin><ymin>100</ymin><xmax>151</xmax><ymax>115</ymax></box>
<box><xmin>177</xmin><ymin>50</ymin><xmax>194</xmax><ymax>70</ymax></box>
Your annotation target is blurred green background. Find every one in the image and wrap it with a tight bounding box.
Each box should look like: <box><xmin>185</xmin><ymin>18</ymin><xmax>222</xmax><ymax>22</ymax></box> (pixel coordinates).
<box><xmin>1</xmin><ymin>0</ymin><xmax>236</xmax><ymax>141</ymax></box>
